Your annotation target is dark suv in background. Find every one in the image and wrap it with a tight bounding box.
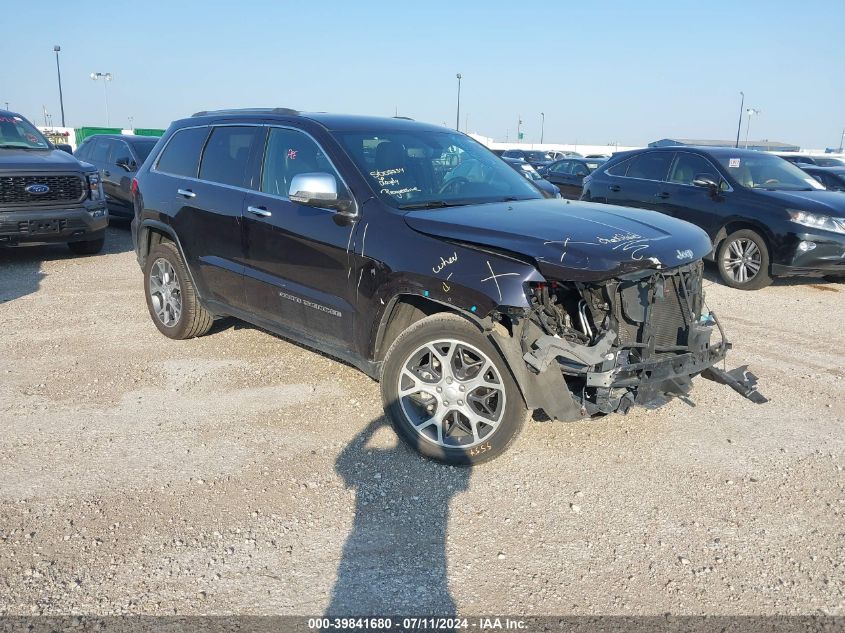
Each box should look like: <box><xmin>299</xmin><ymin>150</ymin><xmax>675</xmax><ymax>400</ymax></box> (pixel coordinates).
<box><xmin>582</xmin><ymin>147</ymin><xmax>845</xmax><ymax>289</ymax></box>
<box><xmin>131</xmin><ymin>108</ymin><xmax>760</xmax><ymax>464</ymax></box>
<box><xmin>75</xmin><ymin>134</ymin><xmax>159</xmax><ymax>219</ymax></box>
<box><xmin>0</xmin><ymin>109</ymin><xmax>107</xmax><ymax>254</ymax></box>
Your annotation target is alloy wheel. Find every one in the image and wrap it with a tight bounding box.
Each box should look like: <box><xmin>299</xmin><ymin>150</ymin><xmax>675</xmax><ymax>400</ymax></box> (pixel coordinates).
<box><xmin>397</xmin><ymin>339</ymin><xmax>506</xmax><ymax>449</ymax></box>
<box><xmin>722</xmin><ymin>237</ymin><xmax>762</xmax><ymax>284</ymax></box>
<box><xmin>148</xmin><ymin>258</ymin><xmax>183</xmax><ymax>327</ymax></box>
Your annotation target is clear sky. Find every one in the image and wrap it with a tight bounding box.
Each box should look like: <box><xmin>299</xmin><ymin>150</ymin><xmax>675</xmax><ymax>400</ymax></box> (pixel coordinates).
<box><xmin>1</xmin><ymin>0</ymin><xmax>843</xmax><ymax>149</ymax></box>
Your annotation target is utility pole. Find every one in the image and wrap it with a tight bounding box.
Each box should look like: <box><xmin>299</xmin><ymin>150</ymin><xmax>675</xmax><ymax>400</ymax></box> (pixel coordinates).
<box><xmin>540</xmin><ymin>112</ymin><xmax>545</xmax><ymax>144</ymax></box>
<box><xmin>734</xmin><ymin>91</ymin><xmax>744</xmax><ymax>148</ymax></box>
<box><xmin>455</xmin><ymin>73</ymin><xmax>462</xmax><ymax>131</ymax></box>
<box><xmin>54</xmin><ymin>46</ymin><xmax>66</xmax><ymax>126</ymax></box>
<box><xmin>839</xmin><ymin>128</ymin><xmax>844</xmax><ymax>153</ymax></box>
<box><xmin>517</xmin><ymin>115</ymin><xmax>523</xmax><ymax>142</ymax></box>
<box><xmin>744</xmin><ymin>108</ymin><xmax>760</xmax><ymax>149</ymax></box>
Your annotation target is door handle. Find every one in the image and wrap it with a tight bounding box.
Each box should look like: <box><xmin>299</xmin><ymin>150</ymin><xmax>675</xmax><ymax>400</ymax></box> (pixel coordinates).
<box><xmin>655</xmin><ymin>191</ymin><xmax>670</xmax><ymax>199</ymax></box>
<box><xmin>247</xmin><ymin>205</ymin><xmax>271</xmax><ymax>217</ymax></box>
<box><xmin>177</xmin><ymin>188</ymin><xmax>196</xmax><ymax>199</ymax></box>
<box><xmin>608</xmin><ymin>184</ymin><xmax>621</xmax><ymax>192</ymax></box>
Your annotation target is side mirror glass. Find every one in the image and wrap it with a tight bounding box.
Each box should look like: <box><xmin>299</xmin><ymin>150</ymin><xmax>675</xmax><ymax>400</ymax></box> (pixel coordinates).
<box><xmin>56</xmin><ymin>143</ymin><xmax>73</xmax><ymax>154</ymax></box>
<box><xmin>692</xmin><ymin>173</ymin><xmax>719</xmax><ymax>190</ymax></box>
<box><xmin>289</xmin><ymin>172</ymin><xmax>355</xmax><ymax>215</ymax></box>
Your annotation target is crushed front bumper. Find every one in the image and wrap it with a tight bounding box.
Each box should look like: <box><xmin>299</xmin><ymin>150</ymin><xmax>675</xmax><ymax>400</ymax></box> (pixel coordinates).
<box><xmin>518</xmin><ymin>316</ymin><xmax>765</xmax><ymax>421</ymax></box>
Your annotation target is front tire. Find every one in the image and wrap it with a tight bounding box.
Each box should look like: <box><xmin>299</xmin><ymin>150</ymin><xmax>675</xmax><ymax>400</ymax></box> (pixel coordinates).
<box><xmin>143</xmin><ymin>242</ymin><xmax>213</xmax><ymax>339</ymax></box>
<box><xmin>716</xmin><ymin>229</ymin><xmax>772</xmax><ymax>290</ymax></box>
<box><xmin>381</xmin><ymin>313</ymin><xmax>527</xmax><ymax>465</ymax></box>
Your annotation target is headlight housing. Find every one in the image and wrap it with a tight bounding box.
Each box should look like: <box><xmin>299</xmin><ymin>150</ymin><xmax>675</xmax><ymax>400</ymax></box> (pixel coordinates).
<box><xmin>86</xmin><ymin>172</ymin><xmax>104</xmax><ymax>200</ymax></box>
<box><xmin>787</xmin><ymin>209</ymin><xmax>845</xmax><ymax>234</ymax></box>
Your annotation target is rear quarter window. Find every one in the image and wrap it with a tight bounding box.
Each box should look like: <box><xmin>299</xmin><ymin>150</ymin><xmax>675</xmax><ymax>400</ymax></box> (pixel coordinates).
<box><xmin>155</xmin><ymin>127</ymin><xmax>210</xmax><ymax>177</ymax></box>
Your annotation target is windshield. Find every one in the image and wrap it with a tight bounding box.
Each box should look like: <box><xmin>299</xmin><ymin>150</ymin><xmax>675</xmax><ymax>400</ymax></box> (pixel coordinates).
<box><xmin>717</xmin><ymin>154</ymin><xmax>825</xmax><ymax>191</ymax></box>
<box><xmin>336</xmin><ymin>130</ymin><xmax>543</xmax><ymax>208</ymax></box>
<box><xmin>524</xmin><ymin>151</ymin><xmax>551</xmax><ymax>162</ymax></box>
<box><xmin>132</xmin><ymin>140</ymin><xmax>158</xmax><ymax>162</ymax></box>
<box><xmin>513</xmin><ymin>162</ymin><xmax>542</xmax><ymax>181</ymax></box>
<box><xmin>0</xmin><ymin>114</ymin><xmax>50</xmax><ymax>149</ymax></box>
<box><xmin>814</xmin><ymin>157</ymin><xmax>845</xmax><ymax>167</ymax></box>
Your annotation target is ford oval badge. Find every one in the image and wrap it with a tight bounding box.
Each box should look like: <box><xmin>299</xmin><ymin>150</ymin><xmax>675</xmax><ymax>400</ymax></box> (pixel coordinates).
<box><xmin>25</xmin><ymin>183</ymin><xmax>50</xmax><ymax>195</ymax></box>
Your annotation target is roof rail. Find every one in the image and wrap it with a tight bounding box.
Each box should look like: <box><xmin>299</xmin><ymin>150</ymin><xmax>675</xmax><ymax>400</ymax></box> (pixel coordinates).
<box><xmin>191</xmin><ymin>107</ymin><xmax>299</xmax><ymax>117</ymax></box>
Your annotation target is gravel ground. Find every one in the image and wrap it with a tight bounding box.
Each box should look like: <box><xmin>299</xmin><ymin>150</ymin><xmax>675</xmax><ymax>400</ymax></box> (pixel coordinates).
<box><xmin>0</xmin><ymin>225</ymin><xmax>843</xmax><ymax>616</ymax></box>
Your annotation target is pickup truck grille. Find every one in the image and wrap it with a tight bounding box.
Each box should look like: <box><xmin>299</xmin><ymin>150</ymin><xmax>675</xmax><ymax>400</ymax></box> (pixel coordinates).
<box><xmin>0</xmin><ymin>174</ymin><xmax>86</xmax><ymax>207</ymax></box>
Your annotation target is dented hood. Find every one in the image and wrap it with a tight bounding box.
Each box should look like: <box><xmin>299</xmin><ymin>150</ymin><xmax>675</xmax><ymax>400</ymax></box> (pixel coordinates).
<box><xmin>403</xmin><ymin>198</ymin><xmax>713</xmax><ymax>280</ymax></box>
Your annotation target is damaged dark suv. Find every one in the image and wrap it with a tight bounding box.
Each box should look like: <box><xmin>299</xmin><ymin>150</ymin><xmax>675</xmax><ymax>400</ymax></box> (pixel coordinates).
<box><xmin>132</xmin><ymin>109</ymin><xmax>762</xmax><ymax>464</ymax></box>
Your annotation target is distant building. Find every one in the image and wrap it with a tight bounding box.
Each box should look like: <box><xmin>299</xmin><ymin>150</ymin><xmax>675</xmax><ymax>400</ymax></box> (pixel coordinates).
<box><xmin>648</xmin><ymin>138</ymin><xmax>800</xmax><ymax>152</ymax></box>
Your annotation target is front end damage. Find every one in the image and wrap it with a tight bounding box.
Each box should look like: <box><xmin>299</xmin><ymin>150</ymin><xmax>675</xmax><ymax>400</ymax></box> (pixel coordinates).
<box><xmin>494</xmin><ymin>261</ymin><xmax>765</xmax><ymax>421</ymax></box>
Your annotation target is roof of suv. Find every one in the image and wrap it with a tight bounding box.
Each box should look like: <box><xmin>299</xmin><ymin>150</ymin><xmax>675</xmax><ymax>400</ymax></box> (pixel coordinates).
<box><xmin>81</xmin><ymin>134</ymin><xmax>159</xmax><ymax>143</ymax></box>
<box><xmin>181</xmin><ymin>108</ymin><xmax>448</xmax><ymax>134</ymax></box>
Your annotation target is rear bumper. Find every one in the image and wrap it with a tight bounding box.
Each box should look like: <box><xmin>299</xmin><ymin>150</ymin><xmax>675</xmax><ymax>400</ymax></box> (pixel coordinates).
<box><xmin>0</xmin><ymin>203</ymin><xmax>108</xmax><ymax>245</ymax></box>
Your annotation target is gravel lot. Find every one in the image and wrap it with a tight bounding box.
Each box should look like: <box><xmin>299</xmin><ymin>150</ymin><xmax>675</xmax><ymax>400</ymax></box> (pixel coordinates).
<box><xmin>0</xmin><ymin>225</ymin><xmax>843</xmax><ymax>616</ymax></box>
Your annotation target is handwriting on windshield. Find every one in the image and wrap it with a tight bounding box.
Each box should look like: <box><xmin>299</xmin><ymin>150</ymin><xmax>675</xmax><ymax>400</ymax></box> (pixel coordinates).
<box><xmin>381</xmin><ymin>186</ymin><xmax>420</xmax><ymax>196</ymax></box>
<box><xmin>433</xmin><ymin>252</ymin><xmax>458</xmax><ymax>274</ymax></box>
<box><xmin>370</xmin><ymin>167</ymin><xmax>405</xmax><ymax>188</ymax></box>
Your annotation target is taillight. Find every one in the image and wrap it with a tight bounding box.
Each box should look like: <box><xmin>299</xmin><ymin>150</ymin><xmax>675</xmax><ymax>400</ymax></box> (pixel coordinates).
<box><xmin>131</xmin><ymin>178</ymin><xmax>138</xmax><ymax>197</ymax></box>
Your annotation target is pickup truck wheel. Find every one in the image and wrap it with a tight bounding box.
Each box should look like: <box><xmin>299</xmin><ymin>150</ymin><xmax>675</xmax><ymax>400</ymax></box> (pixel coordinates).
<box><xmin>144</xmin><ymin>242</ymin><xmax>213</xmax><ymax>339</ymax></box>
<box><xmin>381</xmin><ymin>313</ymin><xmax>526</xmax><ymax>464</ymax></box>
<box><xmin>716</xmin><ymin>229</ymin><xmax>772</xmax><ymax>290</ymax></box>
<box><xmin>67</xmin><ymin>237</ymin><xmax>105</xmax><ymax>255</ymax></box>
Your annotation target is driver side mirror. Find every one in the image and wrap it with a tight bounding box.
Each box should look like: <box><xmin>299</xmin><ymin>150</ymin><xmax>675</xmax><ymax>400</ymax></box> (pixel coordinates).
<box><xmin>289</xmin><ymin>172</ymin><xmax>355</xmax><ymax>215</ymax></box>
<box><xmin>692</xmin><ymin>173</ymin><xmax>720</xmax><ymax>191</ymax></box>
<box><xmin>115</xmin><ymin>156</ymin><xmax>136</xmax><ymax>172</ymax></box>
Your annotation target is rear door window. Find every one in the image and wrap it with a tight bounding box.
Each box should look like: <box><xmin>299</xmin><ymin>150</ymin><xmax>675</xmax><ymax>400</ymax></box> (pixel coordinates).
<box><xmin>156</xmin><ymin>127</ymin><xmax>210</xmax><ymax>178</ymax></box>
<box><xmin>626</xmin><ymin>152</ymin><xmax>674</xmax><ymax>181</ymax></box>
<box><xmin>89</xmin><ymin>139</ymin><xmax>110</xmax><ymax>163</ymax></box>
<box><xmin>198</xmin><ymin>126</ymin><xmax>261</xmax><ymax>188</ymax></box>
<box><xmin>550</xmin><ymin>160</ymin><xmax>572</xmax><ymax>174</ymax></box>
<box><xmin>605</xmin><ymin>156</ymin><xmax>635</xmax><ymax>176</ymax></box>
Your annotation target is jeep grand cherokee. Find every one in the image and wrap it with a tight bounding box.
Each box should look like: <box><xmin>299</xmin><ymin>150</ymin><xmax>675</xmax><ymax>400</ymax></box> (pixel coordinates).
<box><xmin>0</xmin><ymin>109</ymin><xmax>107</xmax><ymax>253</ymax></box>
<box><xmin>132</xmin><ymin>108</ymin><xmax>763</xmax><ymax>464</ymax></box>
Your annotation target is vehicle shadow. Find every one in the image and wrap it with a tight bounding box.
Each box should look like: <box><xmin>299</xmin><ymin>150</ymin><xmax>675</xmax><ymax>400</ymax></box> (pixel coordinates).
<box><xmin>0</xmin><ymin>227</ymin><xmax>133</xmax><ymax>303</ymax></box>
<box><xmin>702</xmin><ymin>261</ymin><xmax>841</xmax><ymax>290</ymax></box>
<box><xmin>326</xmin><ymin>416</ymin><xmax>471</xmax><ymax>615</ymax></box>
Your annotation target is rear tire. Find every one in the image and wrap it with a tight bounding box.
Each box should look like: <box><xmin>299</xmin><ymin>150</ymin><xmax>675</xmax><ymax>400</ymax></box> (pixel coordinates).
<box><xmin>67</xmin><ymin>237</ymin><xmax>105</xmax><ymax>255</ymax></box>
<box><xmin>381</xmin><ymin>313</ymin><xmax>527</xmax><ymax>465</ymax></box>
<box><xmin>716</xmin><ymin>229</ymin><xmax>772</xmax><ymax>290</ymax></box>
<box><xmin>143</xmin><ymin>242</ymin><xmax>213</xmax><ymax>339</ymax></box>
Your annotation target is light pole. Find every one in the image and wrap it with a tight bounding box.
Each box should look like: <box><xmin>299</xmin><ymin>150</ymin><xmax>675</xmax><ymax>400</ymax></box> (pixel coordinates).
<box><xmin>128</xmin><ymin>116</ymin><xmax>134</xmax><ymax>130</ymax></box>
<box><xmin>540</xmin><ymin>112</ymin><xmax>545</xmax><ymax>144</ymax></box>
<box><xmin>839</xmin><ymin>128</ymin><xmax>844</xmax><ymax>154</ymax></box>
<box><xmin>744</xmin><ymin>108</ymin><xmax>760</xmax><ymax>149</ymax></box>
<box><xmin>517</xmin><ymin>115</ymin><xmax>523</xmax><ymax>142</ymax></box>
<box><xmin>455</xmin><ymin>73</ymin><xmax>462</xmax><ymax>131</ymax></box>
<box><xmin>734</xmin><ymin>91</ymin><xmax>744</xmax><ymax>148</ymax></box>
<box><xmin>53</xmin><ymin>46</ymin><xmax>66</xmax><ymax>127</ymax></box>
<box><xmin>90</xmin><ymin>72</ymin><xmax>113</xmax><ymax>126</ymax></box>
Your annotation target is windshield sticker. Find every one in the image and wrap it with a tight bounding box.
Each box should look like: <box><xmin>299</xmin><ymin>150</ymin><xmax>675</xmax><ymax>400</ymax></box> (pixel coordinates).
<box><xmin>287</xmin><ymin>149</ymin><xmax>297</xmax><ymax>159</ymax></box>
<box><xmin>25</xmin><ymin>134</ymin><xmax>39</xmax><ymax>144</ymax></box>
<box><xmin>0</xmin><ymin>116</ymin><xmax>18</xmax><ymax>123</ymax></box>
<box><xmin>805</xmin><ymin>178</ymin><xmax>825</xmax><ymax>190</ymax></box>
<box><xmin>432</xmin><ymin>252</ymin><xmax>458</xmax><ymax>274</ymax></box>
<box><xmin>728</xmin><ymin>158</ymin><xmax>741</xmax><ymax>168</ymax></box>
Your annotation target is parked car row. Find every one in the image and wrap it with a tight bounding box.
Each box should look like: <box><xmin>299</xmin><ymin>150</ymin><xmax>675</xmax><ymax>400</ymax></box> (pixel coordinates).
<box><xmin>775</xmin><ymin>153</ymin><xmax>845</xmax><ymax>167</ymax></box>
<box><xmin>581</xmin><ymin>146</ymin><xmax>845</xmax><ymax>289</ymax></box>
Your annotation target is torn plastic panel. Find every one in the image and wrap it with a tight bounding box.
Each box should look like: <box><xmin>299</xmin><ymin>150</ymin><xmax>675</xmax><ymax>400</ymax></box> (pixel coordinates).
<box><xmin>491</xmin><ymin>261</ymin><xmax>765</xmax><ymax>421</ymax></box>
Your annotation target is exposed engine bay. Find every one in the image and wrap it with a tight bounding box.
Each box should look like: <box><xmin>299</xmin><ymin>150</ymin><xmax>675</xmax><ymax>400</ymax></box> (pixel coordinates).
<box><xmin>514</xmin><ymin>261</ymin><xmax>765</xmax><ymax>418</ymax></box>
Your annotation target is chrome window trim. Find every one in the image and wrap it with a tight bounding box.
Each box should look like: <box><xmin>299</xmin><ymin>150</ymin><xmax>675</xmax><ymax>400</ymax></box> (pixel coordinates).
<box><xmin>151</xmin><ymin>122</ymin><xmax>357</xmax><ymax>216</ymax></box>
<box><xmin>605</xmin><ymin>150</ymin><xmax>734</xmax><ymax>192</ymax></box>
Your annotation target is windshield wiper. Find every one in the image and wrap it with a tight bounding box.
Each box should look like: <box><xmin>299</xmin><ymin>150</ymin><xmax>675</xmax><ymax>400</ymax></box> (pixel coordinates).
<box><xmin>397</xmin><ymin>200</ymin><xmax>466</xmax><ymax>210</ymax></box>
